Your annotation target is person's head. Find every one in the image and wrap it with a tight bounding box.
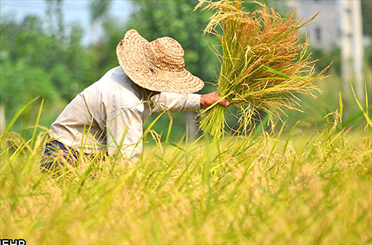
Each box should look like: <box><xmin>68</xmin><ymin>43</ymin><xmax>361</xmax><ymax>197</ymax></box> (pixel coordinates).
<box><xmin>116</xmin><ymin>29</ymin><xmax>204</xmax><ymax>93</ymax></box>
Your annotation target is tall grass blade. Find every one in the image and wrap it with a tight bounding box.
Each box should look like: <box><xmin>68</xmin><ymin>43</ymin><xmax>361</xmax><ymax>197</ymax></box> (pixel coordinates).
<box><xmin>283</xmin><ymin>120</ymin><xmax>300</xmax><ymax>155</ymax></box>
<box><xmin>1</xmin><ymin>97</ymin><xmax>39</xmax><ymax>141</ymax></box>
<box><xmin>339</xmin><ymin>92</ymin><xmax>343</xmax><ymax>123</ymax></box>
<box><xmin>30</xmin><ymin>99</ymin><xmax>44</xmax><ymax>149</ymax></box>
<box><xmin>351</xmin><ymin>84</ymin><xmax>371</xmax><ymax>127</ymax></box>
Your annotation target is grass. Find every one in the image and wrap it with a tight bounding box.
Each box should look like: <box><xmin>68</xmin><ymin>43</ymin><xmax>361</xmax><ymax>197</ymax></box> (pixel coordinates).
<box><xmin>0</xmin><ymin>94</ymin><xmax>371</xmax><ymax>244</ymax></box>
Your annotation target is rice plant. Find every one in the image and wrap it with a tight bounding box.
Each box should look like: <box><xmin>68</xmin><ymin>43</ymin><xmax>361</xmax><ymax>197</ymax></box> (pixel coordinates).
<box><xmin>1</xmin><ymin>90</ymin><xmax>371</xmax><ymax>244</ymax></box>
<box><xmin>195</xmin><ymin>0</ymin><xmax>329</xmax><ymax>139</ymax></box>
<box><xmin>0</xmin><ymin>106</ymin><xmax>371</xmax><ymax>244</ymax></box>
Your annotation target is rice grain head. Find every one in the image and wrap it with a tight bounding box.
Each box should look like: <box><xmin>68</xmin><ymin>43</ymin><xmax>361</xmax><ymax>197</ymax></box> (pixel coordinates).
<box><xmin>195</xmin><ymin>0</ymin><xmax>329</xmax><ymax>139</ymax></box>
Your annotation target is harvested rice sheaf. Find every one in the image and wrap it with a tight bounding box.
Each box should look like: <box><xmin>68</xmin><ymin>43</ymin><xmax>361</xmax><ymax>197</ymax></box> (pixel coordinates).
<box><xmin>195</xmin><ymin>0</ymin><xmax>329</xmax><ymax>139</ymax></box>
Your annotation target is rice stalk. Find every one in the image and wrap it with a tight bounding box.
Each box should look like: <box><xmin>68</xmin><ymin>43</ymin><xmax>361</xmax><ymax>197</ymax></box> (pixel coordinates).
<box><xmin>195</xmin><ymin>0</ymin><xmax>329</xmax><ymax>139</ymax></box>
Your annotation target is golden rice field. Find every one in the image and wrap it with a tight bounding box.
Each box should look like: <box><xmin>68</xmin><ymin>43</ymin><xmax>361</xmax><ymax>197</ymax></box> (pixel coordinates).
<box><xmin>1</xmin><ymin>104</ymin><xmax>371</xmax><ymax>244</ymax></box>
<box><xmin>1</xmin><ymin>1</ymin><xmax>371</xmax><ymax>244</ymax></box>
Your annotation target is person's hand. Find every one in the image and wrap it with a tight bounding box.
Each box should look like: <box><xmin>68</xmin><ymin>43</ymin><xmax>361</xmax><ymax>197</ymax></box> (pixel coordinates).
<box><xmin>200</xmin><ymin>92</ymin><xmax>229</xmax><ymax>110</ymax></box>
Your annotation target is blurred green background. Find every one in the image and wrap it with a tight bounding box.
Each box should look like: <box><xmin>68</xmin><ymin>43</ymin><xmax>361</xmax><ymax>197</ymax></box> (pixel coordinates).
<box><xmin>0</xmin><ymin>0</ymin><xmax>371</xmax><ymax>142</ymax></box>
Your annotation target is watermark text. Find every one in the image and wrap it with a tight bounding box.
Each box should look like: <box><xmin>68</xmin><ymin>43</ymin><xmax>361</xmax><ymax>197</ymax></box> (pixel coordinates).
<box><xmin>0</xmin><ymin>239</ymin><xmax>26</xmax><ymax>245</ymax></box>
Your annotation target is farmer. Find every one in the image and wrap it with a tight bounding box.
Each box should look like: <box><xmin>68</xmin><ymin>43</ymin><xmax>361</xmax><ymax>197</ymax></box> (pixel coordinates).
<box><xmin>42</xmin><ymin>29</ymin><xmax>229</xmax><ymax>169</ymax></box>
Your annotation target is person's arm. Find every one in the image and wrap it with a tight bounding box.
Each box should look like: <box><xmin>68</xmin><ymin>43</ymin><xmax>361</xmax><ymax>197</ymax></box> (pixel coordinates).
<box><xmin>200</xmin><ymin>92</ymin><xmax>229</xmax><ymax>109</ymax></box>
<box><xmin>150</xmin><ymin>92</ymin><xmax>200</xmax><ymax>113</ymax></box>
<box><xmin>150</xmin><ymin>91</ymin><xmax>229</xmax><ymax>113</ymax></box>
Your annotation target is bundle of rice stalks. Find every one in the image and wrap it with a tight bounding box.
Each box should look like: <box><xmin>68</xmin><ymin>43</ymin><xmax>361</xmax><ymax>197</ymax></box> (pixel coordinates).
<box><xmin>195</xmin><ymin>0</ymin><xmax>329</xmax><ymax>139</ymax></box>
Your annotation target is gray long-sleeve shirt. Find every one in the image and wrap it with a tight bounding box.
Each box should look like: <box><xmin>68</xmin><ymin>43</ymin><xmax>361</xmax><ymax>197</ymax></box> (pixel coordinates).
<box><xmin>50</xmin><ymin>66</ymin><xmax>201</xmax><ymax>164</ymax></box>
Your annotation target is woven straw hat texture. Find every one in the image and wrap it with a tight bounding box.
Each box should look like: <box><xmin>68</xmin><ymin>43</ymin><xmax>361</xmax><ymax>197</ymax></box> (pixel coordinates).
<box><xmin>116</xmin><ymin>29</ymin><xmax>204</xmax><ymax>93</ymax></box>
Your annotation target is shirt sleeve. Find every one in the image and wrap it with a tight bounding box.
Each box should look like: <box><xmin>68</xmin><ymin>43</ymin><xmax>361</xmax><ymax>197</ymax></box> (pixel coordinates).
<box><xmin>105</xmin><ymin>106</ymin><xmax>144</xmax><ymax>165</ymax></box>
<box><xmin>150</xmin><ymin>92</ymin><xmax>201</xmax><ymax>114</ymax></box>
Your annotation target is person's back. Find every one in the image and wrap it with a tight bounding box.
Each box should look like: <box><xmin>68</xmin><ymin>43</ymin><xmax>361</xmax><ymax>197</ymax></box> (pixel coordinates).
<box><xmin>50</xmin><ymin>66</ymin><xmax>149</xmax><ymax>161</ymax></box>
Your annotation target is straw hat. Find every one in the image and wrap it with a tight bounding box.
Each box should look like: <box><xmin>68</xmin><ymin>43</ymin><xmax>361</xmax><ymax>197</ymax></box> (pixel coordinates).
<box><xmin>116</xmin><ymin>29</ymin><xmax>204</xmax><ymax>93</ymax></box>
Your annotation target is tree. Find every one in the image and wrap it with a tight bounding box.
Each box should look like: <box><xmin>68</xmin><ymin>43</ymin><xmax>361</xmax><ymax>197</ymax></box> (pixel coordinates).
<box><xmin>0</xmin><ymin>11</ymin><xmax>94</xmax><ymax>133</ymax></box>
<box><xmin>45</xmin><ymin>0</ymin><xmax>64</xmax><ymax>41</ymax></box>
<box><xmin>0</xmin><ymin>16</ymin><xmax>60</xmax><ymax>129</ymax></box>
<box><xmin>361</xmin><ymin>0</ymin><xmax>372</xmax><ymax>67</ymax></box>
<box><xmin>89</xmin><ymin>0</ymin><xmax>112</xmax><ymax>25</ymax></box>
<box><xmin>361</xmin><ymin>0</ymin><xmax>372</xmax><ymax>39</ymax></box>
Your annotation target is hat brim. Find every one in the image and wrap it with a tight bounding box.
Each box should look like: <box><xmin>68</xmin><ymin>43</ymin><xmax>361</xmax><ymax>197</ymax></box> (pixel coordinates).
<box><xmin>116</xmin><ymin>29</ymin><xmax>204</xmax><ymax>93</ymax></box>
